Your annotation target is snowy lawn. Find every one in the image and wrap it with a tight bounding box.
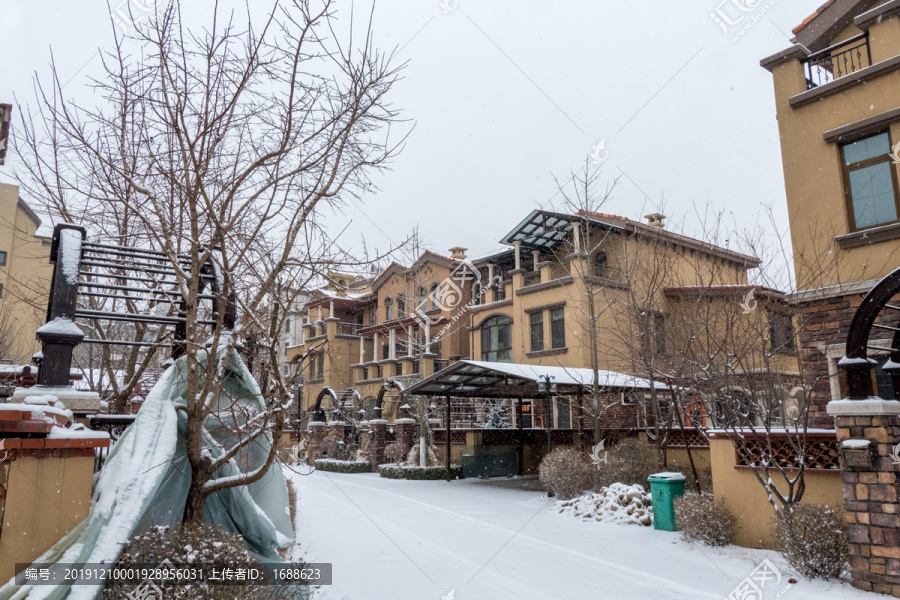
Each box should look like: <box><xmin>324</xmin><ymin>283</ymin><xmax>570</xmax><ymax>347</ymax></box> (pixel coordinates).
<box><xmin>285</xmin><ymin>467</ymin><xmax>872</xmax><ymax>600</ymax></box>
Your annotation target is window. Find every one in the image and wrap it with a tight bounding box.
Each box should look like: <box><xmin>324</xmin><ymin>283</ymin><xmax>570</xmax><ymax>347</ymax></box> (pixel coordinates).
<box><xmin>530</xmin><ymin>312</ymin><xmax>544</xmax><ymax>351</ymax></box>
<box><xmin>481</xmin><ymin>315</ymin><xmax>512</xmax><ymax>362</ymax></box>
<box><xmin>768</xmin><ymin>312</ymin><xmax>795</xmax><ymax>352</ymax></box>
<box><xmin>518</xmin><ymin>400</ymin><xmax>533</xmax><ymax>428</ymax></box>
<box><xmin>550</xmin><ymin>308</ymin><xmax>565</xmax><ymax>349</ymax></box>
<box><xmin>0</xmin><ymin>251</ymin><xmax>6</xmax><ymax>266</ymax></box>
<box><xmin>417</xmin><ymin>286</ymin><xmax>427</xmax><ymax>312</ymax></box>
<box><xmin>593</xmin><ymin>252</ymin><xmax>607</xmax><ymax>278</ymax></box>
<box><xmin>384</xmin><ymin>297</ymin><xmax>393</xmax><ymax>321</ymax></box>
<box><xmin>472</xmin><ymin>282</ymin><xmax>482</xmax><ymax>305</ymax></box>
<box><xmin>430</xmin><ymin>283</ymin><xmax>441</xmax><ymax>309</ymax></box>
<box><xmin>555</xmin><ymin>397</ymin><xmax>571</xmax><ymax>429</ymax></box>
<box><xmin>317</xmin><ymin>354</ymin><xmax>324</xmax><ymax>378</ymax></box>
<box><xmin>397</xmin><ymin>295</ymin><xmax>406</xmax><ymax>317</ymax></box>
<box><xmin>841</xmin><ymin>132</ymin><xmax>900</xmax><ymax>230</ymax></box>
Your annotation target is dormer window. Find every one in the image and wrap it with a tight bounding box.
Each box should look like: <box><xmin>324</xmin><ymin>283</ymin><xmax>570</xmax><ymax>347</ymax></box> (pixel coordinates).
<box><xmin>841</xmin><ymin>132</ymin><xmax>900</xmax><ymax>231</ymax></box>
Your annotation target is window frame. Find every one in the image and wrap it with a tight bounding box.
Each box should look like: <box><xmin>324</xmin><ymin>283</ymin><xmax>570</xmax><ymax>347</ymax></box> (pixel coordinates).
<box><xmin>384</xmin><ymin>296</ymin><xmax>393</xmax><ymax>321</ymax></box>
<box><xmin>480</xmin><ymin>315</ymin><xmax>513</xmax><ymax>363</ymax></box>
<box><xmin>0</xmin><ymin>251</ymin><xmax>6</xmax><ymax>266</ymax></box>
<box><xmin>530</xmin><ymin>311</ymin><xmax>544</xmax><ymax>352</ymax></box>
<box><xmin>840</xmin><ymin>130</ymin><xmax>900</xmax><ymax>232</ymax></box>
<box><xmin>550</xmin><ymin>308</ymin><xmax>565</xmax><ymax>349</ymax></box>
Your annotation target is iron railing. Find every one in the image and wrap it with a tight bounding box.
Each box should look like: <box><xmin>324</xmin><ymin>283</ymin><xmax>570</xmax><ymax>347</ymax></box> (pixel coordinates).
<box><xmin>804</xmin><ymin>33</ymin><xmax>871</xmax><ymax>89</ymax></box>
<box><xmin>523</xmin><ymin>271</ymin><xmax>541</xmax><ymax>286</ymax></box>
<box><xmin>337</xmin><ymin>322</ymin><xmax>361</xmax><ymax>336</ymax></box>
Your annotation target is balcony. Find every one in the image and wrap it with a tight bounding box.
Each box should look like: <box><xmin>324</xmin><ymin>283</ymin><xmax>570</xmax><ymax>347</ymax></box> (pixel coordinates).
<box><xmin>336</xmin><ymin>321</ymin><xmax>362</xmax><ymax>336</ymax></box>
<box><xmin>803</xmin><ymin>33</ymin><xmax>871</xmax><ymax>89</ymax></box>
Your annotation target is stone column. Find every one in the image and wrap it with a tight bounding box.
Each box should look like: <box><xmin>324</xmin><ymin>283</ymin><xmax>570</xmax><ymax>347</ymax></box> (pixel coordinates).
<box><xmin>369</xmin><ymin>419</ymin><xmax>388</xmax><ymax>472</ymax></box>
<box><xmin>395</xmin><ymin>417</ymin><xmax>416</xmax><ymax>460</ymax></box>
<box><xmin>828</xmin><ymin>398</ymin><xmax>900</xmax><ymax>597</ymax></box>
<box><xmin>531</xmin><ymin>250</ymin><xmax>540</xmax><ymax>270</ymax></box>
<box><xmin>307</xmin><ymin>421</ymin><xmax>328</xmax><ymax>464</ymax></box>
<box><xmin>513</xmin><ymin>241</ymin><xmax>521</xmax><ymax>270</ymax></box>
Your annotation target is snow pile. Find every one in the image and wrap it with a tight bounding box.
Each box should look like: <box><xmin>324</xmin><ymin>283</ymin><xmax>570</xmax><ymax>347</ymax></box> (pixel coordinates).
<box><xmin>555</xmin><ymin>483</ymin><xmax>653</xmax><ymax>526</ymax></box>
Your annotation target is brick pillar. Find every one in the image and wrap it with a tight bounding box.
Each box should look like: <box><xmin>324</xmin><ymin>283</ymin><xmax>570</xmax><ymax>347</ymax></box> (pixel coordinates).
<box><xmin>369</xmin><ymin>419</ymin><xmax>388</xmax><ymax>472</ymax></box>
<box><xmin>307</xmin><ymin>421</ymin><xmax>327</xmax><ymax>464</ymax></box>
<box><xmin>828</xmin><ymin>399</ymin><xmax>900</xmax><ymax>597</ymax></box>
<box><xmin>395</xmin><ymin>418</ymin><xmax>416</xmax><ymax>459</ymax></box>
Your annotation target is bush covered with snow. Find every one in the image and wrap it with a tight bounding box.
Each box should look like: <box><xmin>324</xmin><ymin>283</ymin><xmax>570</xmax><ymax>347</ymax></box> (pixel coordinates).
<box><xmin>379</xmin><ymin>464</ymin><xmax>463</xmax><ymax>480</ymax></box>
<box><xmin>674</xmin><ymin>493</ymin><xmax>737</xmax><ymax>546</ymax></box>
<box><xmin>772</xmin><ymin>503</ymin><xmax>848</xmax><ymax>579</ymax></box>
<box><xmin>555</xmin><ymin>483</ymin><xmax>653</xmax><ymax>526</ymax></box>
<box><xmin>315</xmin><ymin>458</ymin><xmax>372</xmax><ymax>473</ymax></box>
<box><xmin>595</xmin><ymin>437</ymin><xmax>659</xmax><ymax>489</ymax></box>
<box><xmin>538</xmin><ymin>447</ymin><xmax>595</xmax><ymax>500</ymax></box>
<box><xmin>104</xmin><ymin>524</ymin><xmax>305</xmax><ymax>599</ymax></box>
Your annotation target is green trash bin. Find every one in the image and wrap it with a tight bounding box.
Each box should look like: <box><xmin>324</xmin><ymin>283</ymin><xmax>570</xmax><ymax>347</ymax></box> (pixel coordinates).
<box><xmin>647</xmin><ymin>472</ymin><xmax>686</xmax><ymax>532</ymax></box>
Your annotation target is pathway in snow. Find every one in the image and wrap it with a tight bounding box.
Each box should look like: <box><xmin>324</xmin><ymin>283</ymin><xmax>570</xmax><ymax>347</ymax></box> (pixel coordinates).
<box><xmin>285</xmin><ymin>468</ymin><xmax>871</xmax><ymax>600</ymax></box>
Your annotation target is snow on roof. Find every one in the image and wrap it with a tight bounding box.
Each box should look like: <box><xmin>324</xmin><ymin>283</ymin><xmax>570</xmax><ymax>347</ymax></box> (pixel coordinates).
<box><xmin>455</xmin><ymin>360</ymin><xmax>667</xmax><ymax>390</ymax></box>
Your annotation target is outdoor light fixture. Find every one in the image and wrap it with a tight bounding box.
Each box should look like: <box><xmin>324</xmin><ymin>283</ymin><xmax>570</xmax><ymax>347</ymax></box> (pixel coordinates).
<box><xmin>539</xmin><ymin>375</ymin><xmax>556</xmax><ymax>456</ymax></box>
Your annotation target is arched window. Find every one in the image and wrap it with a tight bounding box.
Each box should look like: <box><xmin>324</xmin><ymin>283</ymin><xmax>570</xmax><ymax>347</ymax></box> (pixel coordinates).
<box><xmin>430</xmin><ymin>283</ymin><xmax>441</xmax><ymax>309</ymax></box>
<box><xmin>594</xmin><ymin>252</ymin><xmax>608</xmax><ymax>278</ymax></box>
<box><xmin>481</xmin><ymin>315</ymin><xmax>512</xmax><ymax>363</ymax></box>
<box><xmin>397</xmin><ymin>294</ymin><xmax>406</xmax><ymax>317</ymax></box>
<box><xmin>472</xmin><ymin>282</ymin><xmax>482</xmax><ymax>305</ymax></box>
<box><xmin>384</xmin><ymin>297</ymin><xmax>393</xmax><ymax>321</ymax></box>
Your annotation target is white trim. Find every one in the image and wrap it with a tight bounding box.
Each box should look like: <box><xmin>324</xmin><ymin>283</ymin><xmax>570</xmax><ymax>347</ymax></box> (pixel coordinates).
<box><xmin>827</xmin><ymin>398</ymin><xmax>900</xmax><ymax>415</ymax></box>
<box><xmin>788</xmin><ymin>278</ymin><xmax>878</xmax><ymax>303</ymax></box>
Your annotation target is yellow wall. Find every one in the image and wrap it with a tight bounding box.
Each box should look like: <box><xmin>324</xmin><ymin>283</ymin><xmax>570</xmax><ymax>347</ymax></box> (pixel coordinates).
<box><xmin>0</xmin><ymin>456</ymin><xmax>94</xmax><ymax>582</ymax></box>
<box><xmin>0</xmin><ymin>184</ymin><xmax>52</xmax><ymax>363</ymax></box>
<box><xmin>710</xmin><ymin>437</ymin><xmax>843</xmax><ymax>549</ymax></box>
<box><xmin>767</xmin><ymin>15</ymin><xmax>900</xmax><ymax>290</ymax></box>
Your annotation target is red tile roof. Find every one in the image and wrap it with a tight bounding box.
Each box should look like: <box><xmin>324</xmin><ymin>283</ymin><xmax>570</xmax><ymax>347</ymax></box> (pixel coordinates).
<box><xmin>792</xmin><ymin>0</ymin><xmax>838</xmax><ymax>34</ymax></box>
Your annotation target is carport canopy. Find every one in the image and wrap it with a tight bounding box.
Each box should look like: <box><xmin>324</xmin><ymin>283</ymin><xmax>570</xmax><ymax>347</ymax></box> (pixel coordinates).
<box><xmin>403</xmin><ymin>360</ymin><xmax>666</xmax><ymax>399</ymax></box>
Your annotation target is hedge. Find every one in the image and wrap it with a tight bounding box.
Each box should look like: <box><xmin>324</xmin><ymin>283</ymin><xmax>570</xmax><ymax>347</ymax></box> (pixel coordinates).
<box><xmin>315</xmin><ymin>459</ymin><xmax>372</xmax><ymax>473</ymax></box>
<box><xmin>378</xmin><ymin>464</ymin><xmax>464</xmax><ymax>480</ymax></box>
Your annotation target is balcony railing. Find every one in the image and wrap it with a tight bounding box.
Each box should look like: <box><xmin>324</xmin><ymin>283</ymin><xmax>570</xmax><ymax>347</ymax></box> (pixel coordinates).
<box><xmin>337</xmin><ymin>322</ymin><xmax>362</xmax><ymax>336</ymax></box>
<box><xmin>550</xmin><ymin>262</ymin><xmax>570</xmax><ymax>280</ymax></box>
<box><xmin>434</xmin><ymin>358</ymin><xmax>449</xmax><ymax>372</ymax></box>
<box><xmin>803</xmin><ymin>33</ymin><xmax>871</xmax><ymax>89</ymax></box>
<box><xmin>523</xmin><ymin>270</ymin><xmax>541</xmax><ymax>286</ymax></box>
<box><xmin>591</xmin><ymin>264</ymin><xmax>624</xmax><ymax>283</ymax></box>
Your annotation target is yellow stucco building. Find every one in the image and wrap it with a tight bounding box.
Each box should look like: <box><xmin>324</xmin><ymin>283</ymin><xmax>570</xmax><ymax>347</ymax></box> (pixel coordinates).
<box><xmin>0</xmin><ymin>183</ymin><xmax>52</xmax><ymax>364</ymax></box>
<box><xmin>762</xmin><ymin>0</ymin><xmax>900</xmax><ymax>426</ymax></box>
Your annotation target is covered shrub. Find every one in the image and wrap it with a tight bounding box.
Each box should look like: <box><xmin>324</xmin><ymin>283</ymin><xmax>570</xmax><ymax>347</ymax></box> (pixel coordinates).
<box><xmin>383</xmin><ymin>441</ymin><xmax>405</xmax><ymax>464</ymax></box>
<box><xmin>595</xmin><ymin>437</ymin><xmax>658</xmax><ymax>489</ymax></box>
<box><xmin>772</xmin><ymin>503</ymin><xmax>848</xmax><ymax>579</ymax></box>
<box><xmin>674</xmin><ymin>493</ymin><xmax>737</xmax><ymax>546</ymax></box>
<box><xmin>315</xmin><ymin>458</ymin><xmax>372</xmax><ymax>473</ymax></box>
<box><xmin>104</xmin><ymin>524</ymin><xmax>304</xmax><ymax>599</ymax></box>
<box><xmin>379</xmin><ymin>464</ymin><xmax>464</xmax><ymax>480</ymax></box>
<box><xmin>539</xmin><ymin>447</ymin><xmax>595</xmax><ymax>500</ymax></box>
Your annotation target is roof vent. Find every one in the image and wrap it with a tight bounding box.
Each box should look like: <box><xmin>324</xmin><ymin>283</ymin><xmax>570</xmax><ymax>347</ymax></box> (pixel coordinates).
<box><xmin>449</xmin><ymin>246</ymin><xmax>468</xmax><ymax>260</ymax></box>
<box><xmin>644</xmin><ymin>213</ymin><xmax>666</xmax><ymax>229</ymax></box>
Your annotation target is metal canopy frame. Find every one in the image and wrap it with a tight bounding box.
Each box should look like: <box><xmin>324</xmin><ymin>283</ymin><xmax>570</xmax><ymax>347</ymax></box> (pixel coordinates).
<box><xmin>36</xmin><ymin>223</ymin><xmax>234</xmax><ymax>386</ymax></box>
<box><xmin>498</xmin><ymin>210</ymin><xmax>575</xmax><ymax>252</ymax></box>
<box><xmin>403</xmin><ymin>360</ymin><xmax>639</xmax><ymax>399</ymax></box>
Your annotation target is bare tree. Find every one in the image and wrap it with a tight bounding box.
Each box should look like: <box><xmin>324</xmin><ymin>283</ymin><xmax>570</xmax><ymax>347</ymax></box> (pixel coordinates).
<box><xmin>16</xmin><ymin>0</ymin><xmax>407</xmax><ymax>522</ymax></box>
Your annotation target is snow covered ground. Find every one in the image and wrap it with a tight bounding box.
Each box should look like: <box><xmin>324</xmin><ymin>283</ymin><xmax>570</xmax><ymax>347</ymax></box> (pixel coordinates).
<box><xmin>285</xmin><ymin>467</ymin><xmax>873</xmax><ymax>600</ymax></box>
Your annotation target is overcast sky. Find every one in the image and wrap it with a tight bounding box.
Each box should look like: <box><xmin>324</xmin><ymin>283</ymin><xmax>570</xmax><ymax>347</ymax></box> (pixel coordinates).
<box><xmin>0</xmin><ymin>0</ymin><xmax>825</xmax><ymax>268</ymax></box>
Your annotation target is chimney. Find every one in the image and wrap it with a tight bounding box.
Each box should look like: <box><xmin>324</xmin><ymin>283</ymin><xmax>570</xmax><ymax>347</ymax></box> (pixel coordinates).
<box><xmin>644</xmin><ymin>213</ymin><xmax>666</xmax><ymax>229</ymax></box>
<box><xmin>449</xmin><ymin>246</ymin><xmax>468</xmax><ymax>260</ymax></box>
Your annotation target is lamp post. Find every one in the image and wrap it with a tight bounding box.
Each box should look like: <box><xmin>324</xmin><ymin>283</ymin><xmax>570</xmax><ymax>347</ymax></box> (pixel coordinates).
<box><xmin>538</xmin><ymin>375</ymin><xmax>556</xmax><ymax>455</ymax></box>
